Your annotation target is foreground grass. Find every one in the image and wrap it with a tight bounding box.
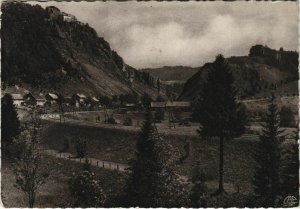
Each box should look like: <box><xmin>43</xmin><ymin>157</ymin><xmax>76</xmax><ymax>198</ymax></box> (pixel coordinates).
<box><xmin>41</xmin><ymin>121</ymin><xmax>259</xmax><ymax>195</ymax></box>
<box><xmin>1</xmin><ymin>155</ymin><xmax>127</xmax><ymax>208</ymax></box>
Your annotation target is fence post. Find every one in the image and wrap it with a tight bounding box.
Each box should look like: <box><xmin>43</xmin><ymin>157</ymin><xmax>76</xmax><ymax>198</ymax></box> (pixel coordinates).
<box><xmin>117</xmin><ymin>164</ymin><xmax>119</xmax><ymax>171</ymax></box>
<box><xmin>103</xmin><ymin>162</ymin><xmax>104</xmax><ymax>168</ymax></box>
<box><xmin>97</xmin><ymin>161</ymin><xmax>99</xmax><ymax>166</ymax></box>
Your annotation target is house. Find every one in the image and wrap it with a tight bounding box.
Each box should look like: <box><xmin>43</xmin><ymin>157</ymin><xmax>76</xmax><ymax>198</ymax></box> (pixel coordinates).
<box><xmin>45</xmin><ymin>93</ymin><xmax>58</xmax><ymax>105</ymax></box>
<box><xmin>165</xmin><ymin>101</ymin><xmax>191</xmax><ymax>108</ymax></box>
<box><xmin>11</xmin><ymin>94</ymin><xmax>24</xmax><ymax>107</ymax></box>
<box><xmin>35</xmin><ymin>95</ymin><xmax>46</xmax><ymax>107</ymax></box>
<box><xmin>150</xmin><ymin>101</ymin><xmax>167</xmax><ymax>108</ymax></box>
<box><xmin>124</xmin><ymin>103</ymin><xmax>136</xmax><ymax>111</ymax></box>
<box><xmin>92</xmin><ymin>97</ymin><xmax>99</xmax><ymax>103</ymax></box>
<box><xmin>23</xmin><ymin>93</ymin><xmax>36</xmax><ymax>106</ymax></box>
<box><xmin>72</xmin><ymin>93</ymin><xmax>87</xmax><ymax>107</ymax></box>
<box><xmin>59</xmin><ymin>12</ymin><xmax>76</xmax><ymax>22</ymax></box>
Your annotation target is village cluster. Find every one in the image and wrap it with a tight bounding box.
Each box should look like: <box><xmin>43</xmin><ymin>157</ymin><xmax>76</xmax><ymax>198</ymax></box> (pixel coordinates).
<box><xmin>5</xmin><ymin>92</ymin><xmax>100</xmax><ymax>109</ymax></box>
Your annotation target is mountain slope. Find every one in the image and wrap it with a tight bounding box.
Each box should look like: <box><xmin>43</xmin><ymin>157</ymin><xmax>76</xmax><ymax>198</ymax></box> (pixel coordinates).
<box><xmin>1</xmin><ymin>2</ymin><xmax>159</xmax><ymax>97</ymax></box>
<box><xmin>179</xmin><ymin>45</ymin><xmax>298</xmax><ymax>100</ymax></box>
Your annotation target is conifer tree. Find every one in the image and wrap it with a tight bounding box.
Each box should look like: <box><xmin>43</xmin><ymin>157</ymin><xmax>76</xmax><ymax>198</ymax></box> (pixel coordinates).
<box><xmin>279</xmin><ymin>126</ymin><xmax>299</xmax><ymax>202</ymax></box>
<box><xmin>123</xmin><ymin>111</ymin><xmax>188</xmax><ymax>207</ymax></box>
<box><xmin>2</xmin><ymin>93</ymin><xmax>20</xmax><ymax>149</ymax></box>
<box><xmin>252</xmin><ymin>94</ymin><xmax>283</xmax><ymax>206</ymax></box>
<box><xmin>193</xmin><ymin>55</ymin><xmax>247</xmax><ymax>194</ymax></box>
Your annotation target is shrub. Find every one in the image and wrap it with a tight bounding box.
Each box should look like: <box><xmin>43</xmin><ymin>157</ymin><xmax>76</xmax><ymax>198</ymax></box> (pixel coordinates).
<box><xmin>69</xmin><ymin>170</ymin><xmax>106</xmax><ymax>207</ymax></box>
<box><xmin>107</xmin><ymin>117</ymin><xmax>117</xmax><ymax>124</ymax></box>
<box><xmin>154</xmin><ymin>108</ymin><xmax>165</xmax><ymax>122</ymax></box>
<box><xmin>280</xmin><ymin>106</ymin><xmax>295</xmax><ymax>127</ymax></box>
<box><xmin>75</xmin><ymin>137</ymin><xmax>87</xmax><ymax>158</ymax></box>
<box><xmin>123</xmin><ymin>117</ymin><xmax>133</xmax><ymax>126</ymax></box>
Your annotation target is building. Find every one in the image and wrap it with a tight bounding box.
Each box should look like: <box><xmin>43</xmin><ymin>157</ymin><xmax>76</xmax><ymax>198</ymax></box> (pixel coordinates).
<box><xmin>35</xmin><ymin>95</ymin><xmax>46</xmax><ymax>107</ymax></box>
<box><xmin>11</xmin><ymin>94</ymin><xmax>24</xmax><ymax>107</ymax></box>
<box><xmin>59</xmin><ymin>12</ymin><xmax>76</xmax><ymax>22</ymax></box>
<box><xmin>45</xmin><ymin>93</ymin><xmax>58</xmax><ymax>105</ymax></box>
<box><xmin>72</xmin><ymin>93</ymin><xmax>87</xmax><ymax>107</ymax></box>
<box><xmin>150</xmin><ymin>101</ymin><xmax>167</xmax><ymax>108</ymax></box>
<box><xmin>23</xmin><ymin>93</ymin><xmax>36</xmax><ymax>106</ymax></box>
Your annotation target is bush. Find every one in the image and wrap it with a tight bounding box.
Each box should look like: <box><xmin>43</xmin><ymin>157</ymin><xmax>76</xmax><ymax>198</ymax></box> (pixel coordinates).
<box><xmin>154</xmin><ymin>108</ymin><xmax>165</xmax><ymax>122</ymax></box>
<box><xmin>75</xmin><ymin>137</ymin><xmax>87</xmax><ymax>158</ymax></box>
<box><xmin>69</xmin><ymin>170</ymin><xmax>106</xmax><ymax>207</ymax></box>
<box><xmin>107</xmin><ymin>117</ymin><xmax>117</xmax><ymax>124</ymax></box>
<box><xmin>123</xmin><ymin>117</ymin><xmax>133</xmax><ymax>126</ymax></box>
<box><xmin>280</xmin><ymin>106</ymin><xmax>295</xmax><ymax>127</ymax></box>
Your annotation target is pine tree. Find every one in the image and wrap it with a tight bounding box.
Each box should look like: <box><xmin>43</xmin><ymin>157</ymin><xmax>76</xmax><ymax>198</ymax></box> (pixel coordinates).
<box><xmin>279</xmin><ymin>126</ymin><xmax>299</xmax><ymax>202</ymax></box>
<box><xmin>123</xmin><ymin>111</ymin><xmax>188</xmax><ymax>207</ymax></box>
<box><xmin>1</xmin><ymin>93</ymin><xmax>20</xmax><ymax>149</ymax></box>
<box><xmin>252</xmin><ymin>94</ymin><xmax>283</xmax><ymax>207</ymax></box>
<box><xmin>193</xmin><ymin>55</ymin><xmax>247</xmax><ymax>195</ymax></box>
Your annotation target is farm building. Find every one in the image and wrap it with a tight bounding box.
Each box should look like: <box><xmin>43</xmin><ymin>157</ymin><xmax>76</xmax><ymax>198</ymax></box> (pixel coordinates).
<box><xmin>45</xmin><ymin>93</ymin><xmax>58</xmax><ymax>105</ymax></box>
<box><xmin>72</xmin><ymin>93</ymin><xmax>87</xmax><ymax>107</ymax></box>
<box><xmin>151</xmin><ymin>101</ymin><xmax>167</xmax><ymax>108</ymax></box>
<box><xmin>11</xmin><ymin>93</ymin><xmax>24</xmax><ymax>107</ymax></box>
<box><xmin>36</xmin><ymin>95</ymin><xmax>46</xmax><ymax>106</ymax></box>
<box><xmin>23</xmin><ymin>93</ymin><xmax>36</xmax><ymax>106</ymax></box>
<box><xmin>124</xmin><ymin>103</ymin><xmax>136</xmax><ymax>111</ymax></box>
<box><xmin>59</xmin><ymin>12</ymin><xmax>76</xmax><ymax>22</ymax></box>
<box><xmin>165</xmin><ymin>101</ymin><xmax>191</xmax><ymax>108</ymax></box>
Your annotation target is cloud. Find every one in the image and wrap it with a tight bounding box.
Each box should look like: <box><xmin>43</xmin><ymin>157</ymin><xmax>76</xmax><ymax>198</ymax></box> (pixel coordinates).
<box><xmin>31</xmin><ymin>1</ymin><xmax>298</xmax><ymax>68</ymax></box>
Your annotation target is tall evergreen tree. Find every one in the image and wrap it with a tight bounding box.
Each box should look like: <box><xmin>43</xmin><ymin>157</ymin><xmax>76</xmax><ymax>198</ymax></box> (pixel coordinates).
<box><xmin>252</xmin><ymin>95</ymin><xmax>283</xmax><ymax>207</ymax></box>
<box><xmin>123</xmin><ymin>111</ymin><xmax>188</xmax><ymax>207</ymax></box>
<box><xmin>193</xmin><ymin>55</ymin><xmax>247</xmax><ymax>194</ymax></box>
<box><xmin>279</xmin><ymin>126</ymin><xmax>299</xmax><ymax>203</ymax></box>
<box><xmin>2</xmin><ymin>93</ymin><xmax>20</xmax><ymax>148</ymax></box>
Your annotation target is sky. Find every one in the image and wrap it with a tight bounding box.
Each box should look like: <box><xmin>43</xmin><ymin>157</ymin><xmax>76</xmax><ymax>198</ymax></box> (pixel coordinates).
<box><xmin>31</xmin><ymin>1</ymin><xmax>298</xmax><ymax>69</ymax></box>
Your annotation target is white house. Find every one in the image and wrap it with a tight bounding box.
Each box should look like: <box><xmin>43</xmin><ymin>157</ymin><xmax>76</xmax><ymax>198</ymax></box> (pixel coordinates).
<box><xmin>11</xmin><ymin>94</ymin><xmax>24</xmax><ymax>107</ymax></box>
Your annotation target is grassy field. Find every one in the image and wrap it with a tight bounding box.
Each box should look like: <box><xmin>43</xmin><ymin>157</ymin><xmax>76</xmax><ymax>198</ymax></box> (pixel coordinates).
<box><xmin>40</xmin><ymin>120</ymin><xmax>261</xmax><ymax>194</ymax></box>
<box><xmin>1</xmin><ymin>156</ymin><xmax>127</xmax><ymax>208</ymax></box>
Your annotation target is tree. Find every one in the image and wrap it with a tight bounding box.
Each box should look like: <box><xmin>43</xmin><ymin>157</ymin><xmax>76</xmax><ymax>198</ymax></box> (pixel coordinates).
<box><xmin>189</xmin><ymin>167</ymin><xmax>208</xmax><ymax>207</ymax></box>
<box><xmin>56</xmin><ymin>93</ymin><xmax>64</xmax><ymax>112</ymax></box>
<box><xmin>154</xmin><ymin>95</ymin><xmax>165</xmax><ymax>122</ymax></box>
<box><xmin>252</xmin><ymin>95</ymin><xmax>283</xmax><ymax>207</ymax></box>
<box><xmin>123</xmin><ymin>112</ymin><xmax>188</xmax><ymax>207</ymax></box>
<box><xmin>193</xmin><ymin>55</ymin><xmax>248</xmax><ymax>195</ymax></box>
<box><xmin>279</xmin><ymin>106</ymin><xmax>295</xmax><ymax>127</ymax></box>
<box><xmin>13</xmin><ymin>117</ymin><xmax>49</xmax><ymax>208</ymax></box>
<box><xmin>75</xmin><ymin>137</ymin><xmax>87</xmax><ymax>158</ymax></box>
<box><xmin>1</xmin><ymin>94</ymin><xmax>20</xmax><ymax>151</ymax></box>
<box><xmin>279</xmin><ymin>127</ymin><xmax>299</xmax><ymax>204</ymax></box>
<box><xmin>141</xmin><ymin>93</ymin><xmax>152</xmax><ymax>108</ymax></box>
<box><xmin>69</xmin><ymin>161</ymin><xmax>106</xmax><ymax>207</ymax></box>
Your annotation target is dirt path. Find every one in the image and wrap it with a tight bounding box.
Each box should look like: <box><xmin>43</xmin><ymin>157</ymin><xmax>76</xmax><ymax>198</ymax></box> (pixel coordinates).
<box><xmin>43</xmin><ymin>149</ymin><xmax>128</xmax><ymax>172</ymax></box>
